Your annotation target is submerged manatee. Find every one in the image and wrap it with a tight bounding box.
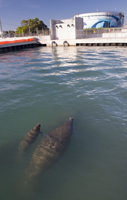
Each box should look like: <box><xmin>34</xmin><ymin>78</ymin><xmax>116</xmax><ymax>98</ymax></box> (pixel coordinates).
<box><xmin>21</xmin><ymin>118</ymin><xmax>73</xmax><ymax>185</ymax></box>
<box><xmin>18</xmin><ymin>123</ymin><xmax>42</xmax><ymax>154</ymax></box>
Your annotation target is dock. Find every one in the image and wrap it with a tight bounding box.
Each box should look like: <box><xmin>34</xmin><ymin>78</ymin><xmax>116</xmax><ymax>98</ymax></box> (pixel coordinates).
<box><xmin>0</xmin><ymin>36</ymin><xmax>39</xmax><ymax>53</ymax></box>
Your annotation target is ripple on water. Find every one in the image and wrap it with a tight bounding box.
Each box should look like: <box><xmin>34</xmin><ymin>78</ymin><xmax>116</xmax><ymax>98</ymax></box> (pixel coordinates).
<box><xmin>0</xmin><ymin>47</ymin><xmax>127</xmax><ymax>200</ymax></box>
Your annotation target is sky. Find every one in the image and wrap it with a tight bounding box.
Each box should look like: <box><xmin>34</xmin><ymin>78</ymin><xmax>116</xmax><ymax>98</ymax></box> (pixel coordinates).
<box><xmin>0</xmin><ymin>0</ymin><xmax>127</xmax><ymax>31</ymax></box>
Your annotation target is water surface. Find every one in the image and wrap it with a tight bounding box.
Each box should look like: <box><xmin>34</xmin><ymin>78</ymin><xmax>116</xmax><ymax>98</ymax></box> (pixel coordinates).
<box><xmin>0</xmin><ymin>46</ymin><xmax>127</xmax><ymax>200</ymax></box>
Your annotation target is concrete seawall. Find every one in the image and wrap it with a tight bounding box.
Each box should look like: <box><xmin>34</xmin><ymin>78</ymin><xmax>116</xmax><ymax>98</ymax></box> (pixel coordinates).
<box><xmin>0</xmin><ymin>34</ymin><xmax>127</xmax><ymax>53</ymax></box>
<box><xmin>39</xmin><ymin>38</ymin><xmax>127</xmax><ymax>47</ymax></box>
<box><xmin>38</xmin><ymin>33</ymin><xmax>127</xmax><ymax>47</ymax></box>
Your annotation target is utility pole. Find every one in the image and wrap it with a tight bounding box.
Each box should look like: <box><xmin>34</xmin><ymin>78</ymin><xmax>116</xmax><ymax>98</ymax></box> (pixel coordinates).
<box><xmin>0</xmin><ymin>20</ymin><xmax>3</xmax><ymax>36</ymax></box>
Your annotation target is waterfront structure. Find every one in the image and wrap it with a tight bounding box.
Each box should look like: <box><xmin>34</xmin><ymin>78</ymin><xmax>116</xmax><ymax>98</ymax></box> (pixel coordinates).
<box><xmin>0</xmin><ymin>37</ymin><xmax>38</xmax><ymax>52</ymax></box>
<box><xmin>0</xmin><ymin>11</ymin><xmax>127</xmax><ymax>50</ymax></box>
<box><xmin>50</xmin><ymin>17</ymin><xmax>83</xmax><ymax>40</ymax></box>
<box><xmin>75</xmin><ymin>12</ymin><xmax>124</xmax><ymax>29</ymax></box>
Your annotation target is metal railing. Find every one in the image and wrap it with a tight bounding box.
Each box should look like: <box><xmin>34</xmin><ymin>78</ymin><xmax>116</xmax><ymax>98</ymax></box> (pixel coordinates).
<box><xmin>76</xmin><ymin>28</ymin><xmax>127</xmax><ymax>39</ymax></box>
<box><xmin>0</xmin><ymin>29</ymin><xmax>50</xmax><ymax>38</ymax></box>
<box><xmin>1</xmin><ymin>27</ymin><xmax>127</xmax><ymax>40</ymax></box>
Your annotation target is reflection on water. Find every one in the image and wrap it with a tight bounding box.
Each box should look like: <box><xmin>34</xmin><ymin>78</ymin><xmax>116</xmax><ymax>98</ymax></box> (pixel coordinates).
<box><xmin>0</xmin><ymin>46</ymin><xmax>127</xmax><ymax>200</ymax></box>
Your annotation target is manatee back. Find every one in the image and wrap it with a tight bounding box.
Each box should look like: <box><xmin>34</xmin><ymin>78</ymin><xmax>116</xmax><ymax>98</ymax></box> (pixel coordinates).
<box><xmin>24</xmin><ymin>118</ymin><xmax>73</xmax><ymax>180</ymax></box>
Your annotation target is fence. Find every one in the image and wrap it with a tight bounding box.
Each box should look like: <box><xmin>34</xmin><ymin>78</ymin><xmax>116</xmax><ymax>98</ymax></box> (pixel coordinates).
<box><xmin>1</xmin><ymin>29</ymin><xmax>50</xmax><ymax>38</ymax></box>
<box><xmin>76</xmin><ymin>28</ymin><xmax>127</xmax><ymax>39</ymax></box>
<box><xmin>1</xmin><ymin>27</ymin><xmax>127</xmax><ymax>40</ymax></box>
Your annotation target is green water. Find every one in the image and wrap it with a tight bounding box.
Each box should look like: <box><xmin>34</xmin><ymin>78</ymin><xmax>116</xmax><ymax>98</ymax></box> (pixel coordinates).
<box><xmin>0</xmin><ymin>46</ymin><xmax>127</xmax><ymax>200</ymax></box>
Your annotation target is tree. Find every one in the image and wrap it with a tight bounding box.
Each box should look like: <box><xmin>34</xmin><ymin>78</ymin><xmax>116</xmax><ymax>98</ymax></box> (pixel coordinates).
<box><xmin>16</xmin><ymin>18</ymin><xmax>48</xmax><ymax>35</ymax></box>
<box><xmin>4</xmin><ymin>30</ymin><xmax>15</xmax><ymax>37</ymax></box>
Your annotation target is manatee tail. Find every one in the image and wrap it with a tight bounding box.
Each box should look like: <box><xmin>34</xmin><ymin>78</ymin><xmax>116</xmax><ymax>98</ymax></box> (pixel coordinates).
<box><xmin>15</xmin><ymin>172</ymin><xmax>38</xmax><ymax>199</ymax></box>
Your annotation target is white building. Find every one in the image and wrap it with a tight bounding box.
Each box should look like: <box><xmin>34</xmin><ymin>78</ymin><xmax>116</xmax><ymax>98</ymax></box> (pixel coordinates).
<box><xmin>38</xmin><ymin>11</ymin><xmax>126</xmax><ymax>46</ymax></box>
<box><xmin>75</xmin><ymin>12</ymin><xmax>124</xmax><ymax>29</ymax></box>
<box><xmin>50</xmin><ymin>17</ymin><xmax>83</xmax><ymax>40</ymax></box>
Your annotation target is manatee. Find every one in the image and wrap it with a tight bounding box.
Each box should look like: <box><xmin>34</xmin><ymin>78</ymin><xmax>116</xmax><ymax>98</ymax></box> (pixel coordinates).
<box><xmin>18</xmin><ymin>123</ymin><xmax>42</xmax><ymax>155</ymax></box>
<box><xmin>20</xmin><ymin>118</ymin><xmax>73</xmax><ymax>185</ymax></box>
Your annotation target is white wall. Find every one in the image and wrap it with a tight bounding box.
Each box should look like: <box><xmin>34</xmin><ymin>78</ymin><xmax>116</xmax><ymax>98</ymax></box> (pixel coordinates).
<box><xmin>55</xmin><ymin>23</ymin><xmax>75</xmax><ymax>40</ymax></box>
<box><xmin>50</xmin><ymin>17</ymin><xmax>83</xmax><ymax>40</ymax></box>
<box><xmin>102</xmin><ymin>32</ymin><xmax>127</xmax><ymax>38</ymax></box>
